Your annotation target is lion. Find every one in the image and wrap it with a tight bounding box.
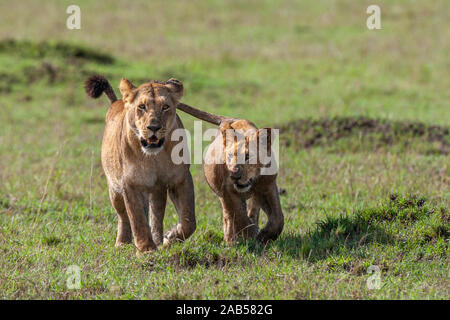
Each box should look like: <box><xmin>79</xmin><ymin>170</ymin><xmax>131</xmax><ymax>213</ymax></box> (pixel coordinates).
<box><xmin>85</xmin><ymin>75</ymin><xmax>196</xmax><ymax>255</ymax></box>
<box><xmin>177</xmin><ymin>103</ymin><xmax>284</xmax><ymax>243</ymax></box>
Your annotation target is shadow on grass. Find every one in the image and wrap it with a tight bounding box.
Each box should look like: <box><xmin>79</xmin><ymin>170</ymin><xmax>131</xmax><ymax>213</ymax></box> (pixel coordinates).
<box><xmin>243</xmin><ymin>214</ymin><xmax>394</xmax><ymax>261</ymax></box>
<box><xmin>241</xmin><ymin>194</ymin><xmax>437</xmax><ymax>261</ymax></box>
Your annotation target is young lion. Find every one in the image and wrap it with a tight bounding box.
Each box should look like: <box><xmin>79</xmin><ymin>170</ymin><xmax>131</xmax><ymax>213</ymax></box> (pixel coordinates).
<box><xmin>85</xmin><ymin>75</ymin><xmax>196</xmax><ymax>255</ymax></box>
<box><xmin>177</xmin><ymin>103</ymin><xmax>284</xmax><ymax>243</ymax></box>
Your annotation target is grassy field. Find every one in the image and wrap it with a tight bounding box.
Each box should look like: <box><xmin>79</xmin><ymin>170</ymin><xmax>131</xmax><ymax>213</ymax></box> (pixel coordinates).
<box><xmin>0</xmin><ymin>0</ymin><xmax>448</xmax><ymax>299</ymax></box>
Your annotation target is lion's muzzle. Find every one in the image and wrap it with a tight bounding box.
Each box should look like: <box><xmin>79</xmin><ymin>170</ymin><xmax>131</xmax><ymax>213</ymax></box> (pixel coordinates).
<box><xmin>140</xmin><ymin>136</ymin><xmax>165</xmax><ymax>152</ymax></box>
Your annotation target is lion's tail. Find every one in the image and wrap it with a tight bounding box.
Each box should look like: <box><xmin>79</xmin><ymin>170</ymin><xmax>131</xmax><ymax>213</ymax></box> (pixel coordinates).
<box><xmin>177</xmin><ymin>102</ymin><xmax>235</xmax><ymax>126</ymax></box>
<box><xmin>84</xmin><ymin>75</ymin><xmax>117</xmax><ymax>104</ymax></box>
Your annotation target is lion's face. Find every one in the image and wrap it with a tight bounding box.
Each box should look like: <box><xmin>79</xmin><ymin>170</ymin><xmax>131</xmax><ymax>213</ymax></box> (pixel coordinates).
<box><xmin>220</xmin><ymin>121</ymin><xmax>273</xmax><ymax>193</ymax></box>
<box><xmin>120</xmin><ymin>78</ymin><xmax>183</xmax><ymax>155</ymax></box>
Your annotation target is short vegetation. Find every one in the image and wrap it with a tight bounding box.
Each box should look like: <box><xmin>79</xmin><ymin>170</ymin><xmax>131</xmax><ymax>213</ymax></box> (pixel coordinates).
<box><xmin>0</xmin><ymin>0</ymin><xmax>448</xmax><ymax>299</ymax></box>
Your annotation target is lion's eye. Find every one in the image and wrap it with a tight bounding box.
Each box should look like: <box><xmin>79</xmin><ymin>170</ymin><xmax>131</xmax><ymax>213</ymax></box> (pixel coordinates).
<box><xmin>138</xmin><ymin>104</ymin><xmax>146</xmax><ymax>110</ymax></box>
<box><xmin>162</xmin><ymin>104</ymin><xmax>170</xmax><ymax>111</ymax></box>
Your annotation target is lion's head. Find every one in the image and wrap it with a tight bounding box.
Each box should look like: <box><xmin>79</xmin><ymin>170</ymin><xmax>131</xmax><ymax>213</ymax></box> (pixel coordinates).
<box><xmin>119</xmin><ymin>78</ymin><xmax>184</xmax><ymax>155</ymax></box>
<box><xmin>219</xmin><ymin>120</ymin><xmax>273</xmax><ymax>193</ymax></box>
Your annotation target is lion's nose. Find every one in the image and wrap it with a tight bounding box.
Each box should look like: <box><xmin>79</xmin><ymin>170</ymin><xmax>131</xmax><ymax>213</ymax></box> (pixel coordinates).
<box><xmin>230</xmin><ymin>166</ymin><xmax>242</xmax><ymax>180</ymax></box>
<box><xmin>147</xmin><ymin>123</ymin><xmax>162</xmax><ymax>133</ymax></box>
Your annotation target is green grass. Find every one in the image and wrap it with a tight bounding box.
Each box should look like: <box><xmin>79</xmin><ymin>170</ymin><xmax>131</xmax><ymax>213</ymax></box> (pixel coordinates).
<box><xmin>0</xmin><ymin>0</ymin><xmax>448</xmax><ymax>299</ymax></box>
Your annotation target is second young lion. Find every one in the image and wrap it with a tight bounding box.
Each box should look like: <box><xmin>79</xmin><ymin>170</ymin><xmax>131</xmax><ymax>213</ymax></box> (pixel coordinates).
<box><xmin>177</xmin><ymin>103</ymin><xmax>284</xmax><ymax>243</ymax></box>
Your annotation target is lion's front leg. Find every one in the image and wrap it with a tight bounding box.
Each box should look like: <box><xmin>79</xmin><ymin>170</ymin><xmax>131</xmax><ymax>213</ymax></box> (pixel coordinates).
<box><xmin>149</xmin><ymin>186</ymin><xmax>167</xmax><ymax>246</ymax></box>
<box><xmin>220</xmin><ymin>194</ymin><xmax>257</xmax><ymax>244</ymax></box>
<box><xmin>256</xmin><ymin>184</ymin><xmax>284</xmax><ymax>243</ymax></box>
<box><xmin>123</xmin><ymin>186</ymin><xmax>157</xmax><ymax>253</ymax></box>
<box><xmin>247</xmin><ymin>195</ymin><xmax>261</xmax><ymax>232</ymax></box>
<box><xmin>164</xmin><ymin>172</ymin><xmax>196</xmax><ymax>246</ymax></box>
<box><xmin>109</xmin><ymin>187</ymin><xmax>132</xmax><ymax>247</ymax></box>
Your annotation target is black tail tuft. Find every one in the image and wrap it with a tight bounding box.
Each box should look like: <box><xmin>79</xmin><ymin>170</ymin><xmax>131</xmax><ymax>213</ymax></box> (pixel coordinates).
<box><xmin>85</xmin><ymin>75</ymin><xmax>111</xmax><ymax>99</ymax></box>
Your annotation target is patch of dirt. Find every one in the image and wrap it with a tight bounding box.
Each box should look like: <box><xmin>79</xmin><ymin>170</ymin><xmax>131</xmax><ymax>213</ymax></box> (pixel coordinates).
<box><xmin>23</xmin><ymin>62</ymin><xmax>59</xmax><ymax>84</ymax></box>
<box><xmin>279</xmin><ymin>117</ymin><xmax>449</xmax><ymax>154</ymax></box>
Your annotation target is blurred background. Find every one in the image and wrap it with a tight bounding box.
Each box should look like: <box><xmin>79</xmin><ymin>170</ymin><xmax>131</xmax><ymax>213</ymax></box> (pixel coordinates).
<box><xmin>0</xmin><ymin>0</ymin><xmax>448</xmax><ymax>299</ymax></box>
<box><xmin>1</xmin><ymin>0</ymin><xmax>449</xmax><ymax>123</ymax></box>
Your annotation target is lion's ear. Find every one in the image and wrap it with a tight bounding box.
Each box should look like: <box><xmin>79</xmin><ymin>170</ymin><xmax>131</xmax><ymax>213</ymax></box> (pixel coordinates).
<box><xmin>119</xmin><ymin>78</ymin><xmax>136</xmax><ymax>103</ymax></box>
<box><xmin>165</xmin><ymin>78</ymin><xmax>184</xmax><ymax>101</ymax></box>
<box><xmin>220</xmin><ymin>121</ymin><xmax>235</xmax><ymax>147</ymax></box>
<box><xmin>219</xmin><ymin>121</ymin><xmax>233</xmax><ymax>134</ymax></box>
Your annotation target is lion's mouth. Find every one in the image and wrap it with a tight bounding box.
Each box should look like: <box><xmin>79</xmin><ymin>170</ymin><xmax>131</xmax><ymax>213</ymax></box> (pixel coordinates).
<box><xmin>233</xmin><ymin>178</ymin><xmax>253</xmax><ymax>193</ymax></box>
<box><xmin>140</xmin><ymin>136</ymin><xmax>165</xmax><ymax>149</ymax></box>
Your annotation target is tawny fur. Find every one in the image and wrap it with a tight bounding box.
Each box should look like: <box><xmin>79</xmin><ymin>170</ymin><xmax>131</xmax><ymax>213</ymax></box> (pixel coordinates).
<box><xmin>176</xmin><ymin>104</ymin><xmax>284</xmax><ymax>243</ymax></box>
<box><xmin>85</xmin><ymin>75</ymin><xmax>196</xmax><ymax>254</ymax></box>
